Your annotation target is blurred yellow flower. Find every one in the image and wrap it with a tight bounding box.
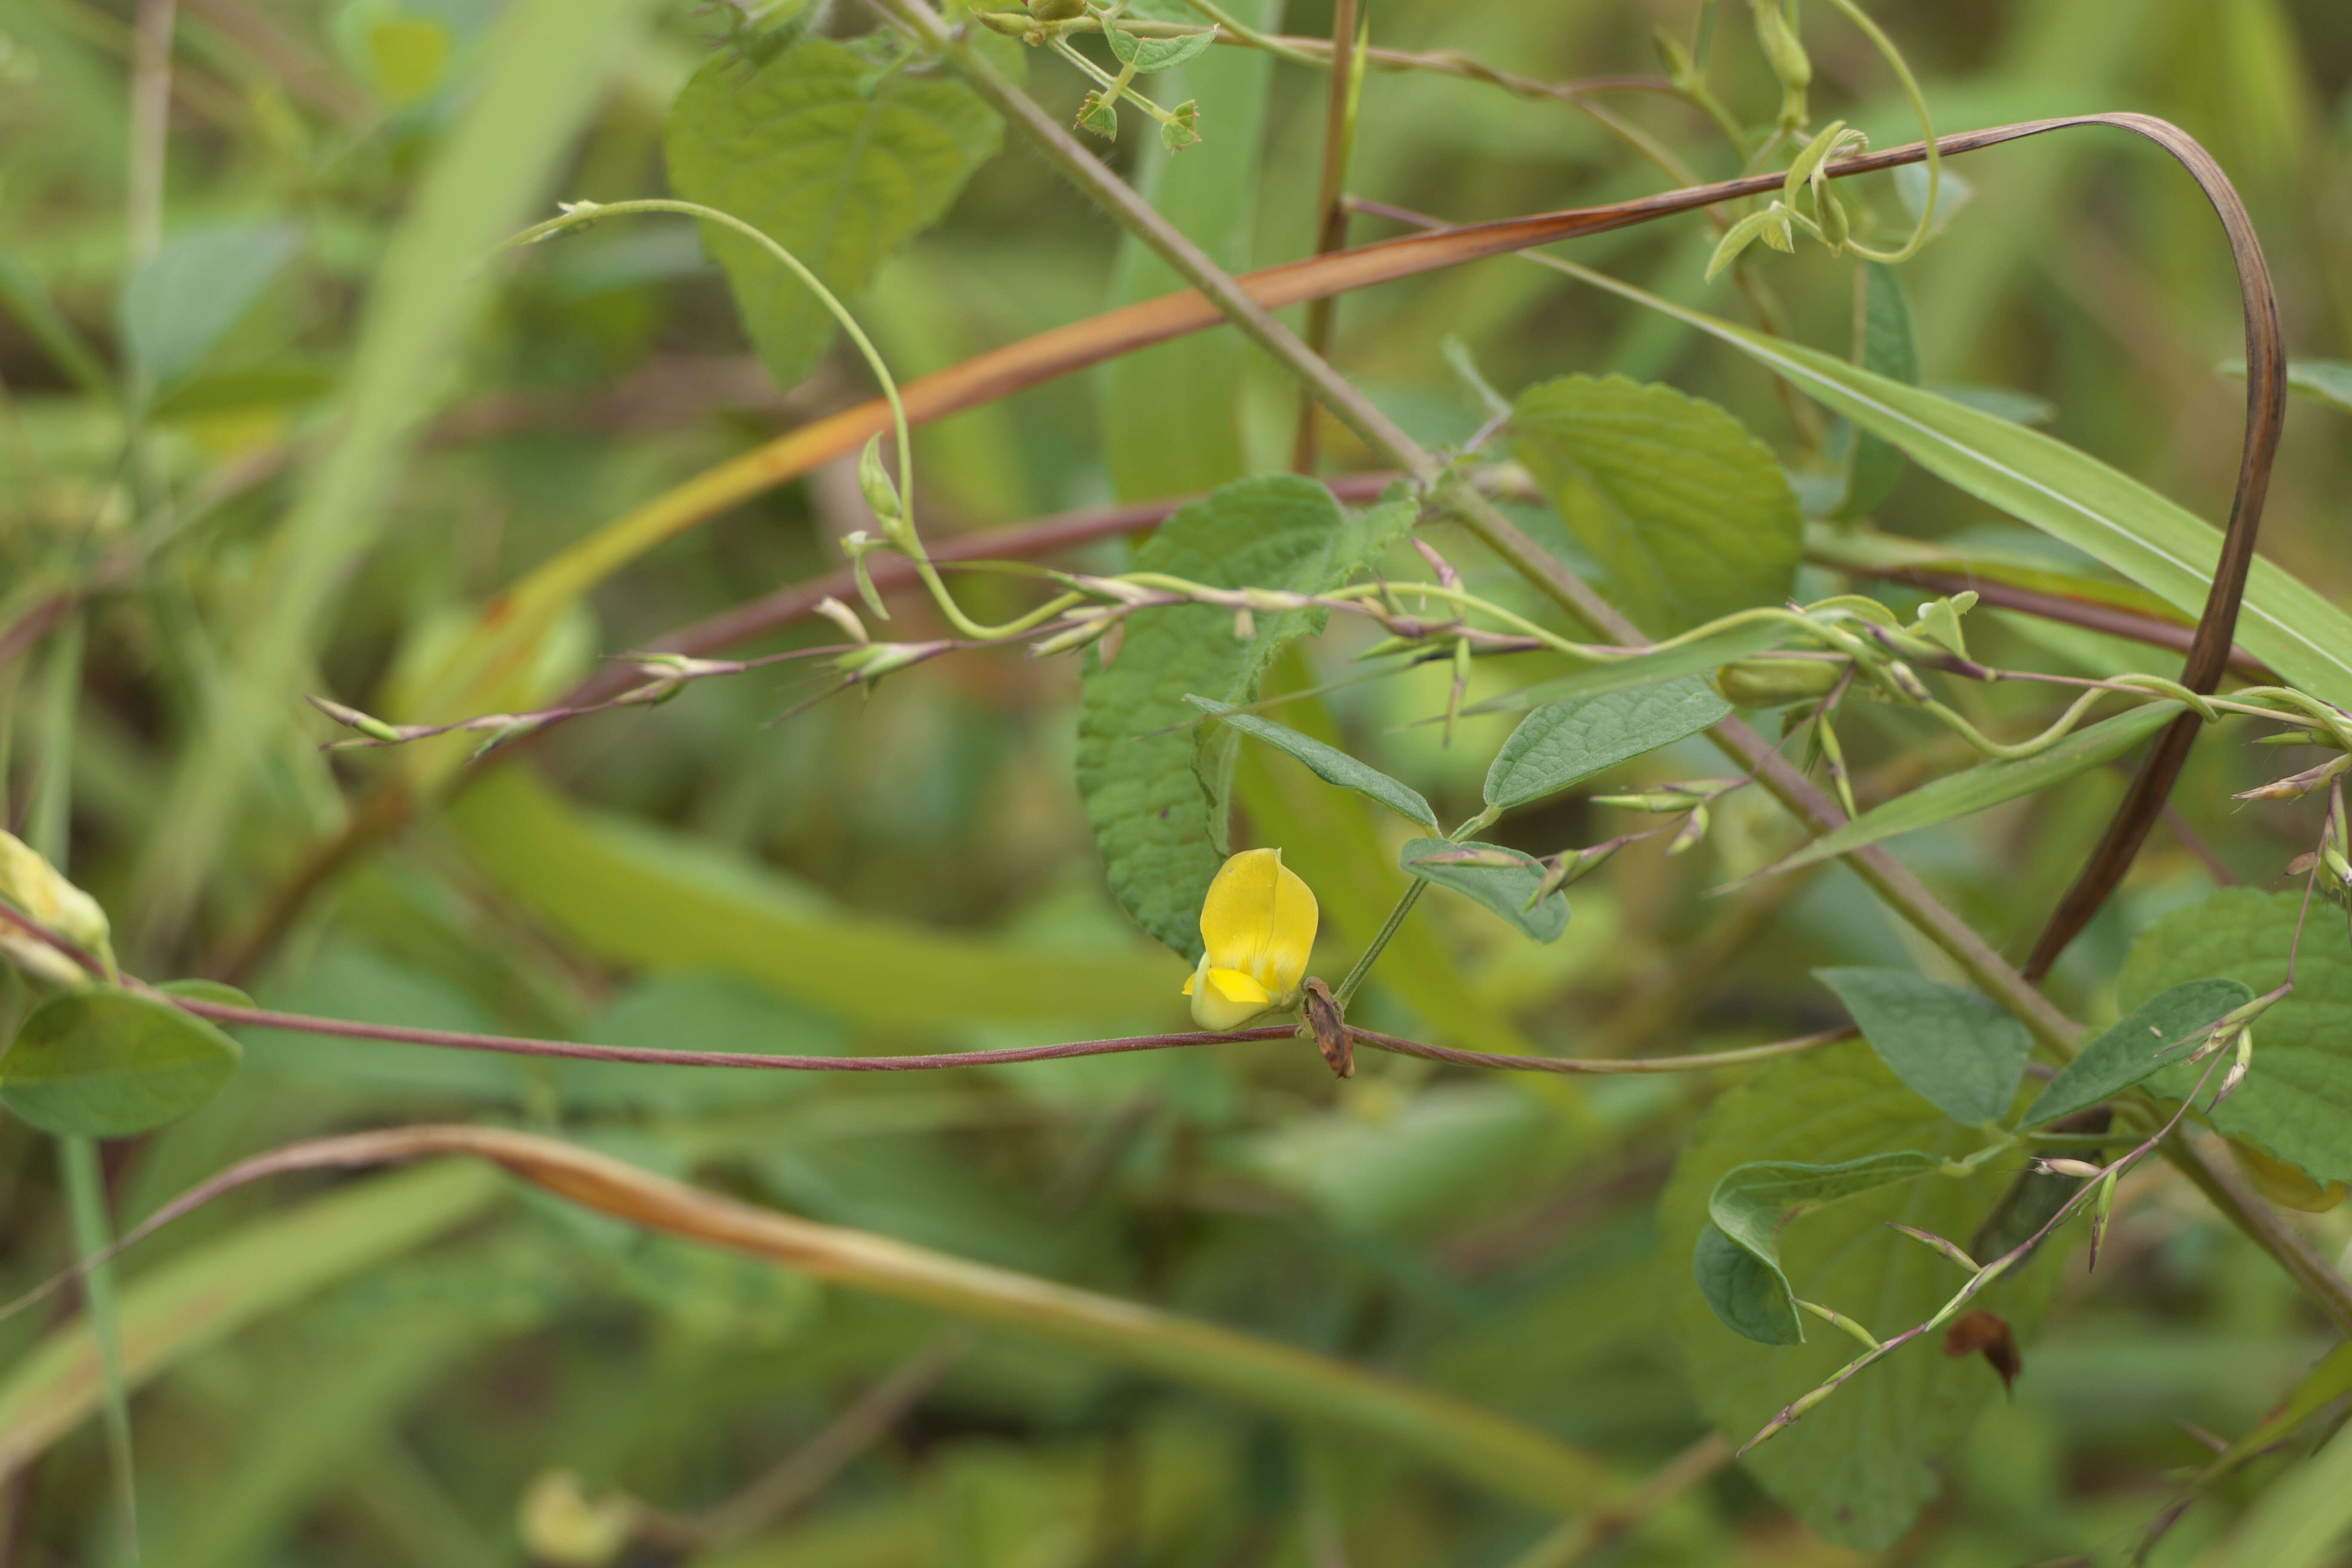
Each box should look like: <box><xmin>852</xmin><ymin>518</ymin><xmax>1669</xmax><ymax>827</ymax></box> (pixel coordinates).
<box><xmin>1181</xmin><ymin>848</ymin><xmax>1318</xmax><ymax>1031</ymax></box>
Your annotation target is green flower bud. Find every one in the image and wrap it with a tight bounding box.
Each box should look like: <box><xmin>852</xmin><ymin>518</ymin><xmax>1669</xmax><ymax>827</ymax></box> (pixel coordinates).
<box><xmin>1028</xmin><ymin>0</ymin><xmax>1089</xmax><ymax>20</ymax></box>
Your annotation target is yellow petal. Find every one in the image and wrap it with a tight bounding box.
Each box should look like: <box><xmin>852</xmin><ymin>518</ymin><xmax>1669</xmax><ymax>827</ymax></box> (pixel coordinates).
<box><xmin>1263</xmin><ymin>857</ymin><xmax>1317</xmax><ymax>998</ymax></box>
<box><xmin>1198</xmin><ymin>847</ymin><xmax>1281</xmax><ymax>971</ymax></box>
<box><xmin>1204</xmin><ymin>968</ymin><xmax>1272</xmax><ymax>1005</ymax></box>
<box><xmin>1189</xmin><ymin>967</ymin><xmax>1273</xmax><ymax>1031</ymax></box>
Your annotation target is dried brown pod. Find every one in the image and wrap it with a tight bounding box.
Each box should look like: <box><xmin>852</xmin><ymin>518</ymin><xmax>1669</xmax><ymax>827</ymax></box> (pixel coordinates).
<box><xmin>1941</xmin><ymin>1309</ymin><xmax>2021</xmax><ymax>1396</ymax></box>
<box><xmin>1301</xmin><ymin>977</ymin><xmax>1352</xmax><ymax>1079</ymax></box>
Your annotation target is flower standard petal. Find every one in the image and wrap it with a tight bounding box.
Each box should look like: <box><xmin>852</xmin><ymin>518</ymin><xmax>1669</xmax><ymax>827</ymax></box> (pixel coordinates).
<box><xmin>1265</xmin><ymin>858</ymin><xmax>1318</xmax><ymax>997</ymax></box>
<box><xmin>1199</xmin><ymin>847</ymin><xmax>1281</xmax><ymax>971</ymax></box>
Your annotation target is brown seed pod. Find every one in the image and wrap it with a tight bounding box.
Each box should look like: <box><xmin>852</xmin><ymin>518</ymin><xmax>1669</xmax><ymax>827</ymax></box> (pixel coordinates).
<box><xmin>1301</xmin><ymin>977</ymin><xmax>1352</xmax><ymax>1079</ymax></box>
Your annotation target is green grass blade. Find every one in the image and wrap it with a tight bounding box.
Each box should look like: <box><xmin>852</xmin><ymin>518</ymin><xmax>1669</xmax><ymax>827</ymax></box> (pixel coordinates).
<box><xmin>1750</xmin><ymin>701</ymin><xmax>2184</xmax><ymax>881</ymax></box>
<box><xmin>0</xmin><ymin>1161</ymin><xmax>504</xmax><ymax>1480</ymax></box>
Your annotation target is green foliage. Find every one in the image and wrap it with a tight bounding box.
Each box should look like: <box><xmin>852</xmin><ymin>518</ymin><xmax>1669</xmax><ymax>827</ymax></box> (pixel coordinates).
<box><xmin>0</xmin><ymin>990</ymin><xmax>241</xmax><ymax>1136</ymax></box>
<box><xmin>1511</xmin><ymin>374</ymin><xmax>1804</xmax><ymax>634</ymax></box>
<box><xmin>2022</xmin><ymin>977</ymin><xmax>2254</xmax><ymax>1127</ymax></box>
<box><xmin>1757</xmin><ymin>701</ymin><xmax>2184</xmax><ymax>879</ymax></box>
<box><xmin>1585</xmin><ymin>277</ymin><xmax>2352</xmax><ymax>708</ymax></box>
<box><xmin>663</xmin><ymin>37</ymin><xmax>1001</xmax><ymax>391</ymax></box>
<box><xmin>0</xmin><ymin>1164</ymin><xmax>505</xmax><ymax>1476</ymax></box>
<box><xmin>1465</xmin><ymin>622</ymin><xmax>1792</xmax><ymax>715</ymax></box>
<box><xmin>1695</xmin><ymin>1150</ymin><xmax>1942</xmax><ymax>1344</ymax></box>
<box><xmin>1184</xmin><ymin>696</ymin><xmax>1437</xmax><ymax>828</ymax></box>
<box><xmin>118</xmin><ymin>224</ymin><xmax>302</xmax><ymax>404</ymax></box>
<box><xmin>1834</xmin><ymin>262</ymin><xmax>1919</xmax><ymax>519</ymax></box>
<box><xmin>10</xmin><ymin>0</ymin><xmax>2352</xmax><ymax>1557</ymax></box>
<box><xmin>1816</xmin><ymin>968</ymin><xmax>2033</xmax><ymax>1126</ymax></box>
<box><xmin>1482</xmin><ymin>675</ymin><xmax>1729</xmax><ymax>809</ymax></box>
<box><xmin>2121</xmin><ymin>890</ymin><xmax>2352</xmax><ymax>1183</ymax></box>
<box><xmin>1397</xmin><ymin>839</ymin><xmax>1571</xmax><ymax>942</ymax></box>
<box><xmin>1662</xmin><ymin>1041</ymin><xmax>2058</xmax><ymax>1549</ymax></box>
<box><xmin>1075</xmin><ymin>480</ymin><xmax>1413</xmax><ymax>958</ymax></box>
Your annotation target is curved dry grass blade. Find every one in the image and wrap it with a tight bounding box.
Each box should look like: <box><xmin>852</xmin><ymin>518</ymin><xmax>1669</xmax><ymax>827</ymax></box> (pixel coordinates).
<box><xmin>2020</xmin><ymin>116</ymin><xmax>2286</xmax><ymax>979</ymax></box>
<box><xmin>0</xmin><ymin>1125</ymin><xmax>1620</xmax><ymax>1512</ymax></box>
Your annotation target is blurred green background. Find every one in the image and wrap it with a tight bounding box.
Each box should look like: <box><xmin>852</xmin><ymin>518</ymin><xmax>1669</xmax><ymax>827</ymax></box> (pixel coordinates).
<box><xmin>3</xmin><ymin>0</ymin><xmax>2352</xmax><ymax>1563</ymax></box>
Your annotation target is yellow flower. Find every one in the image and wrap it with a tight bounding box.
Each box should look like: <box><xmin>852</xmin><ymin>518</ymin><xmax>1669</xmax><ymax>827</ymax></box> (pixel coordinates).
<box><xmin>1181</xmin><ymin>848</ymin><xmax>1318</xmax><ymax>1031</ymax></box>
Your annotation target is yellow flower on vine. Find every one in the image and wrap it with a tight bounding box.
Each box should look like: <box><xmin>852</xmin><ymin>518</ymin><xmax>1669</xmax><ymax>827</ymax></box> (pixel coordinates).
<box><xmin>1181</xmin><ymin>848</ymin><xmax>1318</xmax><ymax>1031</ymax></box>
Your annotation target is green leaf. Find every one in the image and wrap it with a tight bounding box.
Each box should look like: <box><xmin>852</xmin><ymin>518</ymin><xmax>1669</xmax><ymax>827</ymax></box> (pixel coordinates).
<box><xmin>2119</xmin><ymin>890</ymin><xmax>2352</xmax><ymax>1182</ymax></box>
<box><xmin>1482</xmin><ymin>674</ymin><xmax>1729</xmax><ymax>810</ymax></box>
<box><xmin>1</xmin><ymin>990</ymin><xmax>241</xmax><ymax>1136</ymax></box>
<box><xmin>1697</xmin><ymin>1150</ymin><xmax>1942</xmax><ymax>1345</ymax></box>
<box><xmin>452</xmin><ymin>770</ymin><xmax>1182</xmax><ymax>1025</ymax></box>
<box><xmin>1562</xmin><ymin>270</ymin><xmax>2352</xmax><ymax>708</ymax></box>
<box><xmin>1458</xmin><ymin>620</ymin><xmax>1794</xmax><ymax>717</ymax></box>
<box><xmin>1752</xmin><ymin>701</ymin><xmax>2183</xmax><ymax>881</ymax></box>
<box><xmin>1836</xmin><ymin>262</ymin><xmax>1918</xmax><ymax>520</ymax></box>
<box><xmin>663</xmin><ymin>37</ymin><xmax>1000</xmax><ymax>390</ymax></box>
<box><xmin>1511</xmin><ymin>374</ymin><xmax>1802</xmax><ymax>635</ymax></box>
<box><xmin>1396</xmin><ymin>839</ymin><xmax>1570</xmax><ymax>943</ymax></box>
<box><xmin>1076</xmin><ymin>479</ymin><xmax>1413</xmax><ymax>959</ymax></box>
<box><xmin>1183</xmin><ymin>696</ymin><xmax>1436</xmax><ymax>828</ymax></box>
<box><xmin>1105</xmin><ymin>24</ymin><xmax>1218</xmax><ymax>71</ymax></box>
<box><xmin>2021</xmin><ymin>977</ymin><xmax>2254</xmax><ymax>1128</ymax></box>
<box><xmin>118</xmin><ymin>222</ymin><xmax>302</xmax><ymax>401</ymax></box>
<box><xmin>1816</xmin><ymin>968</ymin><xmax>2033</xmax><ymax>1127</ymax></box>
<box><xmin>1661</xmin><ymin>1040</ymin><xmax>2059</xmax><ymax>1549</ymax></box>
<box><xmin>0</xmin><ymin>1162</ymin><xmax>504</xmax><ymax>1479</ymax></box>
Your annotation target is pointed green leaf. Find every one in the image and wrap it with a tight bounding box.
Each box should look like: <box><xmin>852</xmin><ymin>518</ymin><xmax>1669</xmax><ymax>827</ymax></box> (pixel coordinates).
<box><xmin>1105</xmin><ymin>24</ymin><xmax>1218</xmax><ymax>71</ymax></box>
<box><xmin>1458</xmin><ymin>620</ymin><xmax>1794</xmax><ymax>718</ymax></box>
<box><xmin>1397</xmin><ymin>839</ymin><xmax>1570</xmax><ymax>942</ymax></box>
<box><xmin>1816</xmin><ymin>968</ymin><xmax>2033</xmax><ymax>1126</ymax></box>
<box><xmin>663</xmin><ymin>37</ymin><xmax>1001</xmax><ymax>389</ymax></box>
<box><xmin>2119</xmin><ymin>890</ymin><xmax>2352</xmax><ymax>1182</ymax></box>
<box><xmin>1078</xmin><ymin>481</ymin><xmax>1415</xmax><ymax>958</ymax></box>
<box><xmin>1483</xmin><ymin>675</ymin><xmax>1729</xmax><ymax>809</ymax></box>
<box><xmin>2</xmin><ymin>990</ymin><xmax>241</xmax><ymax>1136</ymax></box>
<box><xmin>118</xmin><ymin>223</ymin><xmax>302</xmax><ymax>401</ymax></box>
<box><xmin>1562</xmin><ymin>271</ymin><xmax>2352</xmax><ymax>707</ymax></box>
<box><xmin>1511</xmin><ymin>374</ymin><xmax>1803</xmax><ymax>634</ymax></box>
<box><xmin>1698</xmin><ymin>1150</ymin><xmax>1944</xmax><ymax>1345</ymax></box>
<box><xmin>1754</xmin><ymin>701</ymin><xmax>2183</xmax><ymax>880</ymax></box>
<box><xmin>1184</xmin><ymin>696</ymin><xmax>1435</xmax><ymax>828</ymax></box>
<box><xmin>2022</xmin><ymin>978</ymin><xmax>2254</xmax><ymax>1128</ymax></box>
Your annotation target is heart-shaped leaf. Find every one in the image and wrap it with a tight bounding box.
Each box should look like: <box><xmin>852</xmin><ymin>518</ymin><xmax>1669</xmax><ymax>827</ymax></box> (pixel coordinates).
<box><xmin>1105</xmin><ymin>24</ymin><xmax>1218</xmax><ymax>72</ymax></box>
<box><xmin>1817</xmin><ymin>968</ymin><xmax>2034</xmax><ymax>1127</ymax></box>
<box><xmin>1397</xmin><ymin>839</ymin><xmax>1569</xmax><ymax>942</ymax></box>
<box><xmin>1697</xmin><ymin>1151</ymin><xmax>1945</xmax><ymax>1345</ymax></box>
<box><xmin>2</xmin><ymin>990</ymin><xmax>242</xmax><ymax>1136</ymax></box>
